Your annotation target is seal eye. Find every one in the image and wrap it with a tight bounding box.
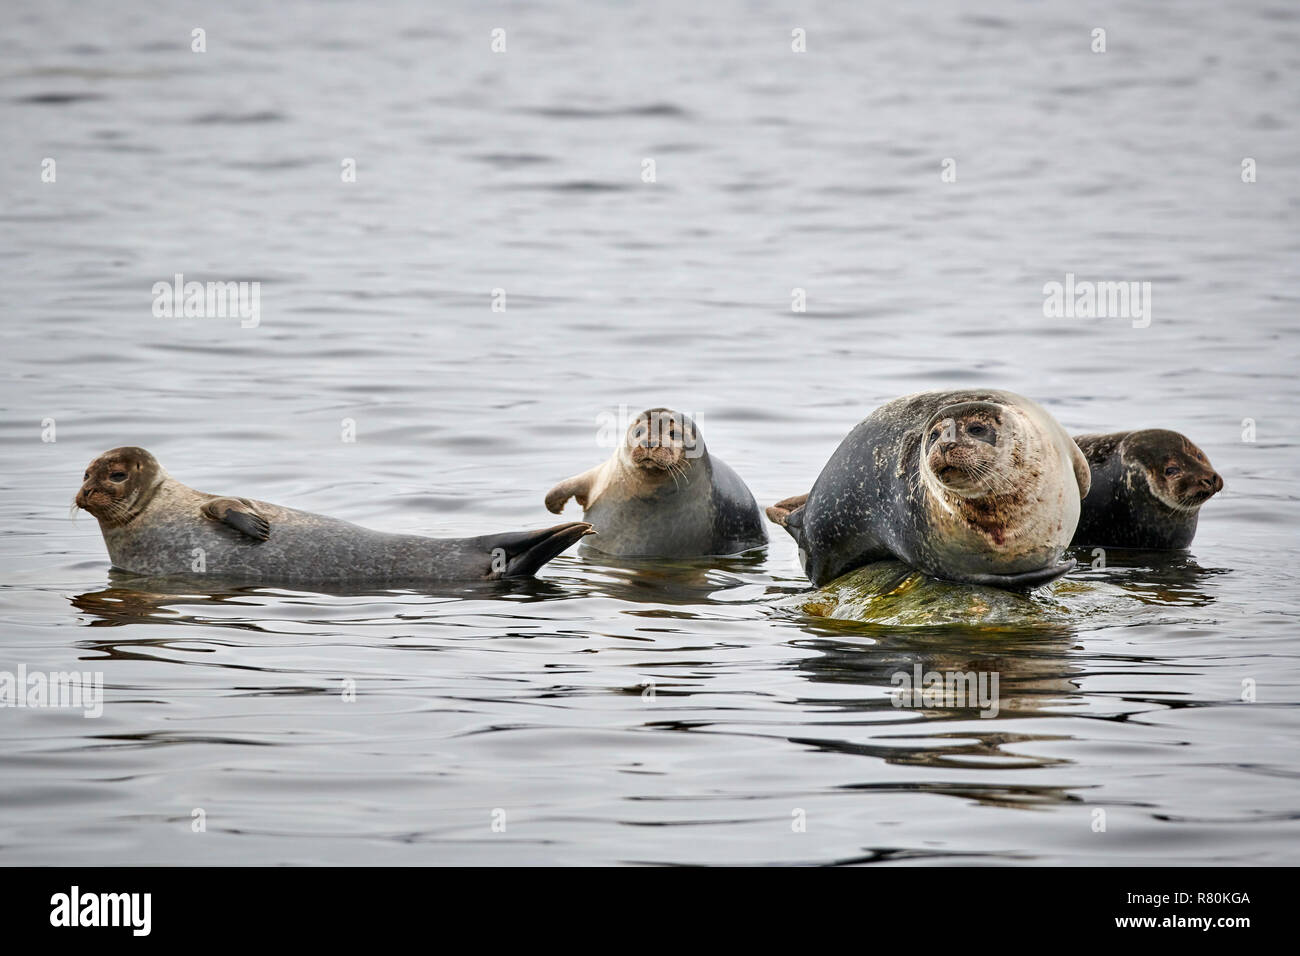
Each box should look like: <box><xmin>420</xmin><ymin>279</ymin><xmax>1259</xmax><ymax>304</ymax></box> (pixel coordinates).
<box><xmin>109</xmin><ymin>471</ymin><xmax>128</xmax><ymax>482</ymax></box>
<box><xmin>1164</xmin><ymin>466</ymin><xmax>1181</xmax><ymax>477</ymax></box>
<box><xmin>967</xmin><ymin>424</ymin><xmax>985</xmax><ymax>437</ymax></box>
<box><xmin>83</xmin><ymin>472</ymin><xmax>89</xmax><ymax>480</ymax></box>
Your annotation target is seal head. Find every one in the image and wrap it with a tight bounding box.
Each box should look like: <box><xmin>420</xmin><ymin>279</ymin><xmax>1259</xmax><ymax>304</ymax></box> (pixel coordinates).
<box><xmin>1121</xmin><ymin>430</ymin><xmax>1223</xmax><ymax>511</ymax></box>
<box><xmin>620</xmin><ymin>407</ymin><xmax>702</xmax><ymax>486</ymax></box>
<box><xmin>75</xmin><ymin>446</ymin><xmax>166</xmax><ymax>527</ymax></box>
<box><xmin>921</xmin><ymin>401</ymin><xmax>1018</xmax><ymax>500</ymax></box>
<box><xmin>915</xmin><ymin>398</ymin><xmax>1087</xmax><ymax>584</ymax></box>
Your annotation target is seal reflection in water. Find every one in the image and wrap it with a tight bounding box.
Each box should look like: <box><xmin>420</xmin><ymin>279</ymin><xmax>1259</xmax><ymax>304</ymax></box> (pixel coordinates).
<box><xmin>1071</xmin><ymin>429</ymin><xmax>1223</xmax><ymax>549</ymax></box>
<box><xmin>767</xmin><ymin>390</ymin><xmax>1091</xmax><ymax>590</ymax></box>
<box><xmin>545</xmin><ymin>408</ymin><xmax>766</xmax><ymax>557</ymax></box>
<box><xmin>75</xmin><ymin>447</ymin><xmax>592</xmax><ymax>584</ymax></box>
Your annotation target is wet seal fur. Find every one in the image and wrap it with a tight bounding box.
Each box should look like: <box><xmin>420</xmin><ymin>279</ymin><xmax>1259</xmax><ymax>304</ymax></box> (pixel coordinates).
<box><xmin>545</xmin><ymin>408</ymin><xmax>766</xmax><ymax>557</ymax></box>
<box><xmin>75</xmin><ymin>447</ymin><xmax>591</xmax><ymax>584</ymax></box>
<box><xmin>1071</xmin><ymin>429</ymin><xmax>1222</xmax><ymax>549</ymax></box>
<box><xmin>767</xmin><ymin>390</ymin><xmax>1090</xmax><ymax>589</ymax></box>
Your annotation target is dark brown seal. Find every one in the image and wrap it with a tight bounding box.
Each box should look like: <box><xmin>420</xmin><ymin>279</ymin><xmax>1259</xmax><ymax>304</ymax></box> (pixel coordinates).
<box><xmin>1071</xmin><ymin>430</ymin><xmax>1223</xmax><ymax>549</ymax></box>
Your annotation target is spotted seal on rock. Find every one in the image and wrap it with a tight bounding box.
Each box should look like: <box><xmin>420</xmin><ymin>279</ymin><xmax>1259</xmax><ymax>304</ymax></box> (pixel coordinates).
<box><xmin>767</xmin><ymin>390</ymin><xmax>1090</xmax><ymax>589</ymax></box>
<box><xmin>75</xmin><ymin>446</ymin><xmax>591</xmax><ymax>583</ymax></box>
<box><xmin>544</xmin><ymin>408</ymin><xmax>766</xmax><ymax>557</ymax></box>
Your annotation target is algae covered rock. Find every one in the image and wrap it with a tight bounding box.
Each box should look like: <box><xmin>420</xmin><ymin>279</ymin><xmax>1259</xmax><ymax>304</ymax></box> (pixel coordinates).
<box><xmin>787</xmin><ymin>560</ymin><xmax>1110</xmax><ymax>628</ymax></box>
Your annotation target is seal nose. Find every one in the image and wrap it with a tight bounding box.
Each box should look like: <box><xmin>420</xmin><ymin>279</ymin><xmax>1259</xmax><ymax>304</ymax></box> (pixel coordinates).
<box><xmin>1203</xmin><ymin>472</ymin><xmax>1223</xmax><ymax>492</ymax></box>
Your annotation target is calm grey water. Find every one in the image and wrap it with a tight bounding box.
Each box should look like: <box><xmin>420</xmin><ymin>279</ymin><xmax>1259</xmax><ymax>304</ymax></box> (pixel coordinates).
<box><xmin>2</xmin><ymin>0</ymin><xmax>1299</xmax><ymax>865</ymax></box>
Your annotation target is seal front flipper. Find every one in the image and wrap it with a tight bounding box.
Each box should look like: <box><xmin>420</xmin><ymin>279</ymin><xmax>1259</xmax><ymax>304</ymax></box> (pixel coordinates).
<box><xmin>946</xmin><ymin>558</ymin><xmax>1076</xmax><ymax>592</ymax></box>
<box><xmin>478</xmin><ymin>521</ymin><xmax>593</xmax><ymax>579</ymax></box>
<box><xmin>201</xmin><ymin>497</ymin><xmax>270</xmax><ymax>541</ymax></box>
<box><xmin>1069</xmin><ymin>439</ymin><xmax>1091</xmax><ymax>498</ymax></box>
<box><xmin>544</xmin><ymin>467</ymin><xmax>601</xmax><ymax>514</ymax></box>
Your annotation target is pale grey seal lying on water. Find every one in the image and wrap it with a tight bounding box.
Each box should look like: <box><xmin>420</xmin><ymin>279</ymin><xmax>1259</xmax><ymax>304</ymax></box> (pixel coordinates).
<box><xmin>75</xmin><ymin>446</ymin><xmax>591</xmax><ymax>584</ymax></box>
<box><xmin>766</xmin><ymin>390</ymin><xmax>1090</xmax><ymax>589</ymax></box>
<box><xmin>1071</xmin><ymin>429</ymin><xmax>1223</xmax><ymax>549</ymax></box>
<box><xmin>544</xmin><ymin>408</ymin><xmax>766</xmax><ymax>557</ymax></box>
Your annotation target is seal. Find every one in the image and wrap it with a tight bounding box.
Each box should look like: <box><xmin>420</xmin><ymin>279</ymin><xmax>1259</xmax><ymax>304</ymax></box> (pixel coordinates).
<box><xmin>766</xmin><ymin>390</ymin><xmax>1091</xmax><ymax>589</ymax></box>
<box><xmin>74</xmin><ymin>446</ymin><xmax>592</xmax><ymax>583</ymax></box>
<box><xmin>1070</xmin><ymin>430</ymin><xmax>1223</xmax><ymax>549</ymax></box>
<box><xmin>544</xmin><ymin>408</ymin><xmax>767</xmax><ymax>557</ymax></box>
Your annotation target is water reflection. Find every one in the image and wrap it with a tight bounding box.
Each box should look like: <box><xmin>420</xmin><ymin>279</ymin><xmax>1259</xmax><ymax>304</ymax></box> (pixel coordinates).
<box><xmin>790</xmin><ymin>628</ymin><xmax>1082</xmax><ymax>785</ymax></box>
<box><xmin>68</xmin><ymin>568</ymin><xmax>575</xmax><ymax>628</ymax></box>
<box><xmin>564</xmin><ymin>550</ymin><xmax>775</xmax><ymax>608</ymax></box>
<box><xmin>1068</xmin><ymin>548</ymin><xmax>1230</xmax><ymax>607</ymax></box>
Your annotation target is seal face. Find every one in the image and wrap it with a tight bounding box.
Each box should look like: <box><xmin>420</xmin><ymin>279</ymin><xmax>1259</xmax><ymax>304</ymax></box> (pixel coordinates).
<box><xmin>1071</xmin><ymin>429</ymin><xmax>1223</xmax><ymax>549</ymax></box>
<box><xmin>544</xmin><ymin>408</ymin><xmax>767</xmax><ymax>557</ymax></box>
<box><xmin>767</xmin><ymin>390</ymin><xmax>1090</xmax><ymax>589</ymax></box>
<box><xmin>75</xmin><ymin>446</ymin><xmax>167</xmax><ymax>528</ymax></box>
<box><xmin>75</xmin><ymin>447</ymin><xmax>591</xmax><ymax>584</ymax></box>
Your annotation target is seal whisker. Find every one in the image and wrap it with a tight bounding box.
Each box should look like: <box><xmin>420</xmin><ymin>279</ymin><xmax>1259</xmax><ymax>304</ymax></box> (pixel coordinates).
<box><xmin>963</xmin><ymin>460</ymin><xmax>1010</xmax><ymax>497</ymax></box>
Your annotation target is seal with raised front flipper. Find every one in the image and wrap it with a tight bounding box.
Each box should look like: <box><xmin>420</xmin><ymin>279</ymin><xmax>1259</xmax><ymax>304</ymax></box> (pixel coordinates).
<box><xmin>75</xmin><ymin>447</ymin><xmax>591</xmax><ymax>583</ymax></box>
<box><xmin>766</xmin><ymin>390</ymin><xmax>1090</xmax><ymax>589</ymax></box>
<box><xmin>545</xmin><ymin>408</ymin><xmax>766</xmax><ymax>557</ymax></box>
<box><xmin>1070</xmin><ymin>430</ymin><xmax>1222</xmax><ymax>549</ymax></box>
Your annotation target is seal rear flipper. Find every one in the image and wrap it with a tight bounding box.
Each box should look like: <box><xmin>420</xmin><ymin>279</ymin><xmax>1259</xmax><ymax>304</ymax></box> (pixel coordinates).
<box><xmin>765</xmin><ymin>493</ymin><xmax>809</xmax><ymax>529</ymax></box>
<box><xmin>201</xmin><ymin>497</ymin><xmax>270</xmax><ymax>541</ymax></box>
<box><xmin>481</xmin><ymin>521</ymin><xmax>594</xmax><ymax>579</ymax></box>
<box><xmin>948</xmin><ymin>558</ymin><xmax>1076</xmax><ymax>592</ymax></box>
<box><xmin>766</xmin><ymin>494</ymin><xmax>809</xmax><ymax>554</ymax></box>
